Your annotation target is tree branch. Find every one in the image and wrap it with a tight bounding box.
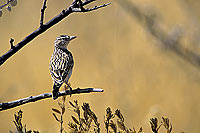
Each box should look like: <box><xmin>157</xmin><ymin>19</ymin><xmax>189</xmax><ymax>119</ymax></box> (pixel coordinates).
<box><xmin>0</xmin><ymin>0</ymin><xmax>111</xmax><ymax>66</ymax></box>
<box><xmin>0</xmin><ymin>87</ymin><xmax>104</xmax><ymax>111</ymax></box>
<box><xmin>40</xmin><ymin>0</ymin><xmax>47</xmax><ymax>27</ymax></box>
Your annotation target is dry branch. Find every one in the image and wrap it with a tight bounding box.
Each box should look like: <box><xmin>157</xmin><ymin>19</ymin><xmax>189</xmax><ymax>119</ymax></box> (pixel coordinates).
<box><xmin>0</xmin><ymin>87</ymin><xmax>104</xmax><ymax>111</ymax></box>
<box><xmin>0</xmin><ymin>0</ymin><xmax>110</xmax><ymax>66</ymax></box>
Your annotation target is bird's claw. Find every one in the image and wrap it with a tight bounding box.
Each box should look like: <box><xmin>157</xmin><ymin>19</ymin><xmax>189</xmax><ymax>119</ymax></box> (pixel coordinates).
<box><xmin>52</xmin><ymin>90</ymin><xmax>60</xmax><ymax>100</ymax></box>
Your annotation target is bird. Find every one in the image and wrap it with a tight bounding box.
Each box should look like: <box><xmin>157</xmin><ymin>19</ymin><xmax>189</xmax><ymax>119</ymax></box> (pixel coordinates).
<box><xmin>49</xmin><ymin>35</ymin><xmax>76</xmax><ymax>100</ymax></box>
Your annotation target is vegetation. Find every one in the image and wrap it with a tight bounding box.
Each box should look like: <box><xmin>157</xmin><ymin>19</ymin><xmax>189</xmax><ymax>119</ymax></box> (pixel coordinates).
<box><xmin>10</xmin><ymin>98</ymin><xmax>173</xmax><ymax>133</ymax></box>
<box><xmin>9</xmin><ymin>110</ymin><xmax>39</xmax><ymax>133</ymax></box>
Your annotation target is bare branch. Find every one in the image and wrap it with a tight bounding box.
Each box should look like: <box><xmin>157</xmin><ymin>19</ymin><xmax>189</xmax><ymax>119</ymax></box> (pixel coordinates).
<box><xmin>82</xmin><ymin>0</ymin><xmax>96</xmax><ymax>6</ymax></box>
<box><xmin>0</xmin><ymin>0</ymin><xmax>111</xmax><ymax>66</ymax></box>
<box><xmin>72</xmin><ymin>0</ymin><xmax>96</xmax><ymax>9</ymax></box>
<box><xmin>40</xmin><ymin>0</ymin><xmax>47</xmax><ymax>27</ymax></box>
<box><xmin>0</xmin><ymin>87</ymin><xmax>104</xmax><ymax>111</ymax></box>
<box><xmin>78</xmin><ymin>0</ymin><xmax>84</xmax><ymax>11</ymax></box>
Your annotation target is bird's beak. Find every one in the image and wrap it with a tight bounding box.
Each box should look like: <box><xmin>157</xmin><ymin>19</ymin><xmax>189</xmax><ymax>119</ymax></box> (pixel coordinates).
<box><xmin>69</xmin><ymin>36</ymin><xmax>76</xmax><ymax>41</ymax></box>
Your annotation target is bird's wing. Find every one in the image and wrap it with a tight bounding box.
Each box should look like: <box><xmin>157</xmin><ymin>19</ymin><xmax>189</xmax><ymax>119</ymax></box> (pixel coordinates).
<box><xmin>50</xmin><ymin>52</ymin><xmax>73</xmax><ymax>84</ymax></box>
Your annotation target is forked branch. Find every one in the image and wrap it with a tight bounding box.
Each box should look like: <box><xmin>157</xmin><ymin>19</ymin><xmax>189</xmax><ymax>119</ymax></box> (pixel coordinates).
<box><xmin>0</xmin><ymin>87</ymin><xmax>104</xmax><ymax>111</ymax></box>
<box><xmin>0</xmin><ymin>0</ymin><xmax>110</xmax><ymax>66</ymax></box>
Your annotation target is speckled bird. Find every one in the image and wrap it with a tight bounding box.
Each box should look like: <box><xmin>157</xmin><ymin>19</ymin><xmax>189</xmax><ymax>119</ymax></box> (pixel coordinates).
<box><xmin>49</xmin><ymin>35</ymin><xmax>76</xmax><ymax>100</ymax></box>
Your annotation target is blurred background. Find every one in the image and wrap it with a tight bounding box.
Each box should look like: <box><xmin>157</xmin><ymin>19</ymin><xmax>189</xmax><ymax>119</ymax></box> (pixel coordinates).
<box><xmin>1</xmin><ymin>0</ymin><xmax>200</xmax><ymax>132</ymax></box>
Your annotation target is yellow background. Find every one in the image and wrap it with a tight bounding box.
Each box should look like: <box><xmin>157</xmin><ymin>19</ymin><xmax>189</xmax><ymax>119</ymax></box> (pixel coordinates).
<box><xmin>0</xmin><ymin>0</ymin><xmax>200</xmax><ymax>132</ymax></box>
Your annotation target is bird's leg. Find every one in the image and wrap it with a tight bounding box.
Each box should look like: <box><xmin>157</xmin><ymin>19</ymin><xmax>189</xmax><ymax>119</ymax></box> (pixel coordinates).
<box><xmin>65</xmin><ymin>82</ymin><xmax>72</xmax><ymax>97</ymax></box>
<box><xmin>52</xmin><ymin>88</ymin><xmax>60</xmax><ymax>100</ymax></box>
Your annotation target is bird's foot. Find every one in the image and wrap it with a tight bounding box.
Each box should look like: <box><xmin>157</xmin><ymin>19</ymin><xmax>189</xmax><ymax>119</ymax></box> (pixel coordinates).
<box><xmin>66</xmin><ymin>82</ymin><xmax>72</xmax><ymax>97</ymax></box>
<box><xmin>52</xmin><ymin>90</ymin><xmax>60</xmax><ymax>100</ymax></box>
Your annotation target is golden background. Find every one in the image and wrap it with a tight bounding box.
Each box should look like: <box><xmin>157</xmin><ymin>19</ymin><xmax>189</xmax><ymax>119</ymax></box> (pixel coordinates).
<box><xmin>0</xmin><ymin>0</ymin><xmax>200</xmax><ymax>132</ymax></box>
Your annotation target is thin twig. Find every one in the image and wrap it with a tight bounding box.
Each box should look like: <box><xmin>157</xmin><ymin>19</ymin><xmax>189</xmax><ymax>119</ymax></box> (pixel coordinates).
<box><xmin>72</xmin><ymin>2</ymin><xmax>111</xmax><ymax>12</ymax></box>
<box><xmin>60</xmin><ymin>113</ymin><xmax>63</xmax><ymax>133</ymax></box>
<box><xmin>40</xmin><ymin>0</ymin><xmax>47</xmax><ymax>27</ymax></box>
<box><xmin>0</xmin><ymin>88</ymin><xmax>104</xmax><ymax>111</ymax></box>
<box><xmin>0</xmin><ymin>0</ymin><xmax>111</xmax><ymax>66</ymax></box>
<box><xmin>10</xmin><ymin>38</ymin><xmax>15</xmax><ymax>49</ymax></box>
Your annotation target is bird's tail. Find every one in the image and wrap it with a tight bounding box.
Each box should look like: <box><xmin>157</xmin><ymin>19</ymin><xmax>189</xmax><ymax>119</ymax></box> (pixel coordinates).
<box><xmin>52</xmin><ymin>82</ymin><xmax>62</xmax><ymax>100</ymax></box>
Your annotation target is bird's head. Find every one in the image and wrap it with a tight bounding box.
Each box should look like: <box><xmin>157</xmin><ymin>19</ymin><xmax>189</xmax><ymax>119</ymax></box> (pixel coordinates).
<box><xmin>54</xmin><ymin>35</ymin><xmax>76</xmax><ymax>49</ymax></box>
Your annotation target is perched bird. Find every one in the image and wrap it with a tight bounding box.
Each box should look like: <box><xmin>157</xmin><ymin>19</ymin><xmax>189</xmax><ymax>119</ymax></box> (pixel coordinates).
<box><xmin>49</xmin><ymin>35</ymin><xmax>76</xmax><ymax>100</ymax></box>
